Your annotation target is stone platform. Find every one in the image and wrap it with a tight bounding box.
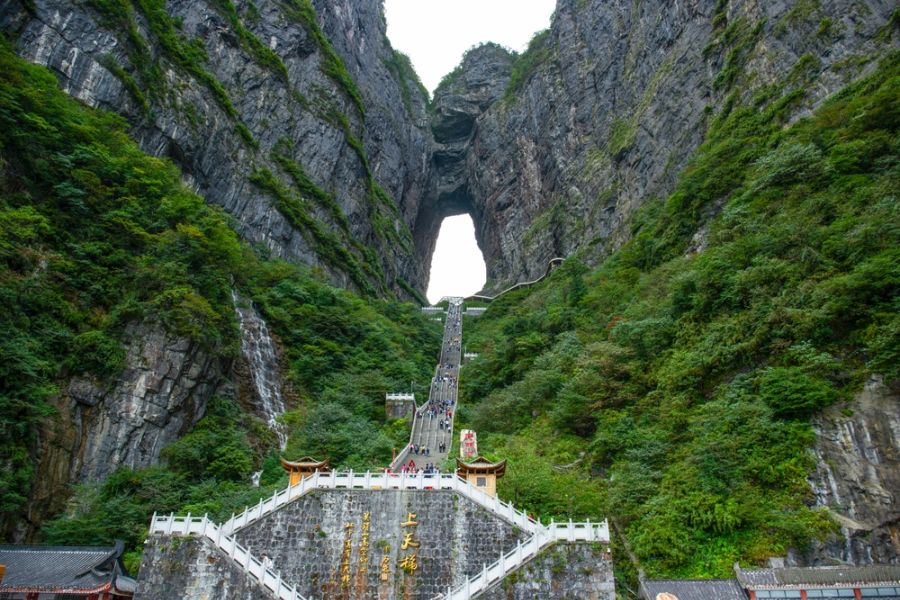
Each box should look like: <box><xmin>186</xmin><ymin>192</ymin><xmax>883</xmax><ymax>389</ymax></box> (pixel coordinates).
<box><xmin>134</xmin><ymin>475</ymin><xmax>614</xmax><ymax>599</ymax></box>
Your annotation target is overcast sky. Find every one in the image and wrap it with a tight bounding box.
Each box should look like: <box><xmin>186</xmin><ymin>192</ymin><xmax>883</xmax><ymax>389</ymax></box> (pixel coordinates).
<box><xmin>383</xmin><ymin>0</ymin><xmax>556</xmax><ymax>302</ymax></box>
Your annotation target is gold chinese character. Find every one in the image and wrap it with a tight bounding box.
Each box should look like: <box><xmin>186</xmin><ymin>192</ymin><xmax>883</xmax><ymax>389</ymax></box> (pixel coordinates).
<box><xmin>380</xmin><ymin>555</ymin><xmax>391</xmax><ymax>581</ymax></box>
<box><xmin>398</xmin><ymin>552</ymin><xmax>418</xmax><ymax>573</ymax></box>
<box><xmin>341</xmin><ymin>573</ymin><xmax>350</xmax><ymax>587</ymax></box>
<box><xmin>401</xmin><ymin>512</ymin><xmax>418</xmax><ymax>527</ymax></box>
<box><xmin>345</xmin><ymin>522</ymin><xmax>354</xmax><ymax>530</ymax></box>
<box><xmin>401</xmin><ymin>533</ymin><xmax>420</xmax><ymax>550</ymax></box>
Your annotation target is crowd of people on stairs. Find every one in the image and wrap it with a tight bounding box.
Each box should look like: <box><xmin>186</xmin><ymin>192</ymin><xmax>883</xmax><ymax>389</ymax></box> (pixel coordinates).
<box><xmin>397</xmin><ymin>300</ymin><xmax>464</xmax><ymax>473</ymax></box>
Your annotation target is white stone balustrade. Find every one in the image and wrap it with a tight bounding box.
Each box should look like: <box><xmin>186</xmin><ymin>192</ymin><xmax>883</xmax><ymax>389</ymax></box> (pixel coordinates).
<box><xmin>149</xmin><ymin>513</ymin><xmax>307</xmax><ymax>600</ymax></box>
<box><xmin>149</xmin><ymin>470</ymin><xmax>609</xmax><ymax>600</ymax></box>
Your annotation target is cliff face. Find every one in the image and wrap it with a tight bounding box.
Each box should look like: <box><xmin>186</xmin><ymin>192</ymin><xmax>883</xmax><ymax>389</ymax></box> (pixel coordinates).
<box><xmin>23</xmin><ymin>322</ymin><xmax>227</xmax><ymax>540</ymax></box>
<box><xmin>428</xmin><ymin>0</ymin><xmax>897</xmax><ymax>291</ymax></box>
<box><xmin>800</xmin><ymin>377</ymin><xmax>900</xmax><ymax>565</ymax></box>
<box><xmin>1</xmin><ymin>0</ymin><xmax>429</xmax><ymax>535</ymax></box>
<box><xmin>1</xmin><ymin>0</ymin><xmax>430</xmax><ymax>296</ymax></box>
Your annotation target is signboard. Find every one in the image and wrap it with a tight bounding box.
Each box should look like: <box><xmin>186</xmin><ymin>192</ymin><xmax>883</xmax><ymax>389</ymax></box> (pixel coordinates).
<box><xmin>460</xmin><ymin>430</ymin><xmax>477</xmax><ymax>459</ymax></box>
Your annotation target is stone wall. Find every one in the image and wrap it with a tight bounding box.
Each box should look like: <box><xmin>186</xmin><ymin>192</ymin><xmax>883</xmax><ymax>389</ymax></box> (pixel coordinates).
<box><xmin>479</xmin><ymin>542</ymin><xmax>615</xmax><ymax>600</ymax></box>
<box><xmin>232</xmin><ymin>489</ymin><xmax>527</xmax><ymax>600</ymax></box>
<box><xmin>136</xmin><ymin>535</ymin><xmax>272</xmax><ymax>600</ymax></box>
<box><xmin>135</xmin><ymin>490</ymin><xmax>615</xmax><ymax>599</ymax></box>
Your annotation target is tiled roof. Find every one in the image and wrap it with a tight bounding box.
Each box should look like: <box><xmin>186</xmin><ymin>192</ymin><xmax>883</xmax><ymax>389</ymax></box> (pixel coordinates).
<box><xmin>641</xmin><ymin>578</ymin><xmax>747</xmax><ymax>600</ymax></box>
<box><xmin>0</xmin><ymin>543</ymin><xmax>132</xmax><ymax>592</ymax></box>
<box><xmin>737</xmin><ymin>565</ymin><xmax>900</xmax><ymax>588</ymax></box>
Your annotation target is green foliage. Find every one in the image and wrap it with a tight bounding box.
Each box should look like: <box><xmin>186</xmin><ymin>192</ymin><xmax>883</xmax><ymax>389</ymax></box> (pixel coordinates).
<box><xmin>505</xmin><ymin>29</ymin><xmax>552</xmax><ymax>100</ymax></box>
<box><xmin>162</xmin><ymin>397</ymin><xmax>254</xmax><ymax>482</ymax></box>
<box><xmin>384</xmin><ymin>49</ymin><xmax>429</xmax><ymax>113</ymax></box>
<box><xmin>0</xmin><ymin>44</ymin><xmax>439</xmax><ymax>566</ymax></box>
<box><xmin>395</xmin><ymin>277</ymin><xmax>427</xmax><ymax>306</ymax></box>
<box><xmin>246</xmin><ymin>261</ymin><xmax>440</xmax><ymax>417</ymax></box>
<box><xmin>85</xmin><ymin>0</ymin><xmax>165</xmax><ymax>102</ymax></box>
<box><xmin>281</xmin><ymin>0</ymin><xmax>365</xmax><ymax>118</ymax></box>
<box><xmin>434</xmin><ymin>64</ymin><xmax>463</xmax><ymax>97</ymax></box>
<box><xmin>126</xmin><ymin>0</ymin><xmax>257</xmax><ymax>148</ymax></box>
<box><xmin>708</xmin><ymin>18</ymin><xmax>764</xmax><ymax>91</ymax></box>
<box><xmin>96</xmin><ymin>53</ymin><xmax>150</xmax><ymax>115</ymax></box>
<box><xmin>248</xmin><ymin>167</ymin><xmax>376</xmax><ymax>295</ymax></box>
<box><xmin>272</xmin><ymin>138</ymin><xmax>350</xmax><ymax>233</ymax></box>
<box><xmin>210</xmin><ymin>0</ymin><xmax>289</xmax><ymax>80</ymax></box>
<box><xmin>462</xmin><ymin>52</ymin><xmax>899</xmax><ymax>577</ymax></box>
<box><xmin>756</xmin><ymin>367</ymin><xmax>838</xmax><ymax>418</ymax></box>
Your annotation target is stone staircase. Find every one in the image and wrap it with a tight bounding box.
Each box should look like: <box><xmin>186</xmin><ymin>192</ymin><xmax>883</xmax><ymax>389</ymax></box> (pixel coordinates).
<box><xmin>442</xmin><ymin>519</ymin><xmax>609</xmax><ymax>599</ymax></box>
<box><xmin>149</xmin><ymin>513</ymin><xmax>307</xmax><ymax>600</ymax></box>
<box><xmin>392</xmin><ymin>299</ymin><xmax>463</xmax><ymax>472</ymax></box>
<box><xmin>149</xmin><ymin>470</ymin><xmax>609</xmax><ymax>599</ymax></box>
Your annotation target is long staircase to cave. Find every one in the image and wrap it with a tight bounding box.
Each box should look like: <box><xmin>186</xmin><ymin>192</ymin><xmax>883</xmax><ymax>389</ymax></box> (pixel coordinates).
<box><xmin>147</xmin><ymin>296</ymin><xmax>609</xmax><ymax>599</ymax></box>
<box><xmin>391</xmin><ymin>298</ymin><xmax>464</xmax><ymax>472</ymax></box>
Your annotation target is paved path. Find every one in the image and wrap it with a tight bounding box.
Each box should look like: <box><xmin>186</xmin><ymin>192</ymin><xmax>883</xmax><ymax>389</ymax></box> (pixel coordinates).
<box><xmin>398</xmin><ymin>299</ymin><xmax>463</xmax><ymax>472</ymax></box>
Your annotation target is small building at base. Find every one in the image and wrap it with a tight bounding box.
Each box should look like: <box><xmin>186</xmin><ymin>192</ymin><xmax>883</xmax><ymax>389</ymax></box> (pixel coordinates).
<box><xmin>457</xmin><ymin>455</ymin><xmax>506</xmax><ymax>497</ymax></box>
<box><xmin>0</xmin><ymin>540</ymin><xmax>135</xmax><ymax>599</ymax></box>
<box><xmin>640</xmin><ymin>563</ymin><xmax>900</xmax><ymax>600</ymax></box>
<box><xmin>280</xmin><ymin>456</ymin><xmax>329</xmax><ymax>486</ymax></box>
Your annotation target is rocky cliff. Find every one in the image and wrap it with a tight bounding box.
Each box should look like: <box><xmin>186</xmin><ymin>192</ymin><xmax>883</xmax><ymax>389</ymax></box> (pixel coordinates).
<box><xmin>3</xmin><ymin>0</ymin><xmax>894</xmax><ymax>293</ymax></box>
<box><xmin>426</xmin><ymin>0</ymin><xmax>897</xmax><ymax>291</ymax></box>
<box><xmin>801</xmin><ymin>377</ymin><xmax>900</xmax><ymax>565</ymax></box>
<box><xmin>1</xmin><ymin>0</ymin><xmax>430</xmax><ymax>536</ymax></box>
<box><xmin>22</xmin><ymin>321</ymin><xmax>227</xmax><ymax>539</ymax></box>
<box><xmin>1</xmin><ymin>0</ymin><xmax>431</xmax><ymax>296</ymax></box>
<box><xmin>2</xmin><ymin>0</ymin><xmax>897</xmax><ymax>572</ymax></box>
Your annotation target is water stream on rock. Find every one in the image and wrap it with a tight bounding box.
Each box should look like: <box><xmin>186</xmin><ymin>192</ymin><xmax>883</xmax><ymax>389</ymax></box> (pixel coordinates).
<box><xmin>232</xmin><ymin>291</ymin><xmax>288</xmax><ymax>457</ymax></box>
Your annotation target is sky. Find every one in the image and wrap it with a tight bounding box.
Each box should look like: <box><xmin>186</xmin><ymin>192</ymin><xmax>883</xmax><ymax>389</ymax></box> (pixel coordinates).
<box><xmin>424</xmin><ymin>215</ymin><xmax>486</xmax><ymax>303</ymax></box>
<box><xmin>383</xmin><ymin>0</ymin><xmax>556</xmax><ymax>302</ymax></box>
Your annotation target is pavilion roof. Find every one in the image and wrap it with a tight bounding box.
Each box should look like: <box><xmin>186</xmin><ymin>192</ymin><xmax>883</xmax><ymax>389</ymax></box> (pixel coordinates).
<box><xmin>280</xmin><ymin>456</ymin><xmax>329</xmax><ymax>470</ymax></box>
<box><xmin>456</xmin><ymin>456</ymin><xmax>506</xmax><ymax>476</ymax></box>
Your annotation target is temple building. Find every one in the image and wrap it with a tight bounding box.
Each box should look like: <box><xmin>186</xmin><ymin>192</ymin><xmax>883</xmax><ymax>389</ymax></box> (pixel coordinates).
<box><xmin>735</xmin><ymin>563</ymin><xmax>900</xmax><ymax>599</ymax></box>
<box><xmin>279</xmin><ymin>456</ymin><xmax>329</xmax><ymax>486</ymax></box>
<box><xmin>640</xmin><ymin>579</ymin><xmax>747</xmax><ymax>600</ymax></box>
<box><xmin>640</xmin><ymin>564</ymin><xmax>900</xmax><ymax>600</ymax></box>
<box><xmin>456</xmin><ymin>455</ymin><xmax>506</xmax><ymax>497</ymax></box>
<box><xmin>0</xmin><ymin>541</ymin><xmax>135</xmax><ymax>599</ymax></box>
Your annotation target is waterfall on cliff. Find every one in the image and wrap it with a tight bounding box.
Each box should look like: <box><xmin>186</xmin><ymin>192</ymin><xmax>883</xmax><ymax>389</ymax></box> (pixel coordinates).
<box><xmin>232</xmin><ymin>291</ymin><xmax>288</xmax><ymax>451</ymax></box>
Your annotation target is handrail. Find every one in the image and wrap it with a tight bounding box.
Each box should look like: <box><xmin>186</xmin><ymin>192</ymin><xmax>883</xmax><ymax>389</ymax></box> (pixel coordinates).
<box><xmin>441</xmin><ymin>519</ymin><xmax>611</xmax><ymax>599</ymax></box>
<box><xmin>389</xmin><ymin>365</ymin><xmax>437</xmax><ymax>471</ymax></box>
<box><xmin>150</xmin><ymin>475</ymin><xmax>609</xmax><ymax>600</ymax></box>
<box><xmin>391</xmin><ymin>300</ymin><xmax>462</xmax><ymax>472</ymax></box>
<box><xmin>219</xmin><ymin>470</ymin><xmax>543</xmax><ymax>537</ymax></box>
<box><xmin>149</xmin><ymin>513</ymin><xmax>308</xmax><ymax>600</ymax></box>
<box><xmin>466</xmin><ymin>257</ymin><xmax>565</xmax><ymax>303</ymax></box>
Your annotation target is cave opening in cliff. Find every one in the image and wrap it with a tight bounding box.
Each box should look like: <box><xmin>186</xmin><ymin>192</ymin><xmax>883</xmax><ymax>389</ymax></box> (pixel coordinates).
<box><xmin>426</xmin><ymin>214</ymin><xmax>486</xmax><ymax>304</ymax></box>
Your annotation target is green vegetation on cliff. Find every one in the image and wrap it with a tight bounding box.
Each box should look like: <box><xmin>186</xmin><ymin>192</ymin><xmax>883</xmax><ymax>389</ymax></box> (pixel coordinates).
<box><xmin>0</xmin><ymin>42</ymin><xmax>438</xmax><ymax>562</ymax></box>
<box><xmin>461</xmin><ymin>51</ymin><xmax>899</xmax><ymax>580</ymax></box>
